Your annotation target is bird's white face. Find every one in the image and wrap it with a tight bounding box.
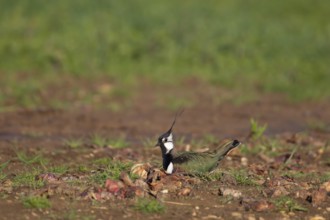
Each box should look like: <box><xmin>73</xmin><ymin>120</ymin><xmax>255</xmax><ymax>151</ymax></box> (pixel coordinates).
<box><xmin>162</xmin><ymin>133</ymin><xmax>173</xmax><ymax>154</ymax></box>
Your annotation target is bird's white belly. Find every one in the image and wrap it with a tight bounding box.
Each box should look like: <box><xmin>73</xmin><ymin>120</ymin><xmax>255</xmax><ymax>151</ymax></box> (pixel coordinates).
<box><xmin>165</xmin><ymin>162</ymin><xmax>174</xmax><ymax>174</ymax></box>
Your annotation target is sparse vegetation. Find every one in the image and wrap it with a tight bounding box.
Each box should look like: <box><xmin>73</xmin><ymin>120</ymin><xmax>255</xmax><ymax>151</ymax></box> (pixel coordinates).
<box><xmin>196</xmin><ymin>170</ymin><xmax>223</xmax><ymax>181</ymax></box>
<box><xmin>22</xmin><ymin>196</ymin><xmax>51</xmax><ymax>209</ymax></box>
<box><xmin>16</xmin><ymin>151</ymin><xmax>48</xmax><ymax>168</ymax></box>
<box><xmin>65</xmin><ymin>138</ymin><xmax>84</xmax><ymax>149</ymax></box>
<box><xmin>90</xmin><ymin>134</ymin><xmax>109</xmax><ymax>148</ymax></box>
<box><xmin>141</xmin><ymin>137</ymin><xmax>156</xmax><ymax>148</ymax></box>
<box><xmin>274</xmin><ymin>196</ymin><xmax>308</xmax><ymax>212</ymax></box>
<box><xmin>134</xmin><ymin>198</ymin><xmax>165</xmax><ymax>214</ymax></box>
<box><xmin>13</xmin><ymin>169</ymin><xmax>44</xmax><ymax>188</ymax></box>
<box><xmin>0</xmin><ymin>160</ymin><xmax>10</xmax><ymax>172</ymax></box>
<box><xmin>108</xmin><ymin>136</ymin><xmax>129</xmax><ymax>149</ymax></box>
<box><xmin>48</xmin><ymin>165</ymin><xmax>69</xmax><ymax>175</ymax></box>
<box><xmin>249</xmin><ymin>118</ymin><xmax>267</xmax><ymax>140</ymax></box>
<box><xmin>0</xmin><ymin>172</ymin><xmax>6</xmax><ymax>181</ymax></box>
<box><xmin>89</xmin><ymin>134</ymin><xmax>128</xmax><ymax>149</ymax></box>
<box><xmin>90</xmin><ymin>159</ymin><xmax>133</xmax><ymax>184</ymax></box>
<box><xmin>202</xmin><ymin>134</ymin><xmax>217</xmax><ymax>144</ymax></box>
<box><xmin>230</xmin><ymin>169</ymin><xmax>257</xmax><ymax>186</ymax></box>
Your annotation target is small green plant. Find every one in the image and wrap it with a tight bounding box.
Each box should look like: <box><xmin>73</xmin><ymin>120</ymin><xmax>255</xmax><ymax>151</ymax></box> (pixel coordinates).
<box><xmin>230</xmin><ymin>169</ymin><xmax>256</xmax><ymax>186</ymax></box>
<box><xmin>196</xmin><ymin>170</ymin><xmax>223</xmax><ymax>181</ymax></box>
<box><xmin>90</xmin><ymin>134</ymin><xmax>109</xmax><ymax>148</ymax></box>
<box><xmin>59</xmin><ymin>210</ymin><xmax>95</xmax><ymax>220</ymax></box>
<box><xmin>93</xmin><ymin>157</ymin><xmax>112</xmax><ymax>166</ymax></box>
<box><xmin>218</xmin><ymin>195</ymin><xmax>234</xmax><ymax>205</ymax></box>
<box><xmin>16</xmin><ymin>151</ymin><xmax>48</xmax><ymax>168</ymax></box>
<box><xmin>274</xmin><ymin>196</ymin><xmax>307</xmax><ymax>212</ymax></box>
<box><xmin>0</xmin><ymin>172</ymin><xmax>6</xmax><ymax>181</ymax></box>
<box><xmin>64</xmin><ymin>138</ymin><xmax>84</xmax><ymax>149</ymax></box>
<box><xmin>135</xmin><ymin>198</ymin><xmax>165</xmax><ymax>214</ymax></box>
<box><xmin>307</xmin><ymin>119</ymin><xmax>329</xmax><ymax>132</ymax></box>
<box><xmin>141</xmin><ymin>137</ymin><xmax>156</xmax><ymax>148</ymax></box>
<box><xmin>90</xmin><ymin>159</ymin><xmax>133</xmax><ymax>184</ymax></box>
<box><xmin>282</xmin><ymin>171</ymin><xmax>316</xmax><ymax>180</ymax></box>
<box><xmin>0</xmin><ymin>161</ymin><xmax>9</xmax><ymax>181</ymax></box>
<box><xmin>202</xmin><ymin>134</ymin><xmax>217</xmax><ymax>144</ymax></box>
<box><xmin>239</xmin><ymin>144</ymin><xmax>260</xmax><ymax>155</ymax></box>
<box><xmin>320</xmin><ymin>172</ymin><xmax>330</xmax><ymax>183</ymax></box>
<box><xmin>48</xmin><ymin>165</ymin><xmax>69</xmax><ymax>174</ymax></box>
<box><xmin>176</xmin><ymin>136</ymin><xmax>186</xmax><ymax>146</ymax></box>
<box><xmin>22</xmin><ymin>196</ymin><xmax>51</xmax><ymax>209</ymax></box>
<box><xmin>108</xmin><ymin>136</ymin><xmax>128</xmax><ymax>149</ymax></box>
<box><xmin>13</xmin><ymin>169</ymin><xmax>44</xmax><ymax>188</ymax></box>
<box><xmin>77</xmin><ymin>165</ymin><xmax>90</xmax><ymax>172</ymax></box>
<box><xmin>249</xmin><ymin>118</ymin><xmax>267</xmax><ymax>140</ymax></box>
<box><xmin>0</xmin><ymin>160</ymin><xmax>10</xmax><ymax>172</ymax></box>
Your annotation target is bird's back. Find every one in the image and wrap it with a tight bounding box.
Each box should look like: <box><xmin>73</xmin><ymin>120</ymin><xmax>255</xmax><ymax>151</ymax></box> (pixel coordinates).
<box><xmin>172</xmin><ymin>140</ymin><xmax>240</xmax><ymax>173</ymax></box>
<box><xmin>172</xmin><ymin>151</ymin><xmax>218</xmax><ymax>173</ymax></box>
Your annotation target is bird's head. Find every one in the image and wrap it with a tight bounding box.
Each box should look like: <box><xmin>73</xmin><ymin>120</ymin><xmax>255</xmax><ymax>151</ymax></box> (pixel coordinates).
<box><xmin>155</xmin><ymin>109</ymin><xmax>183</xmax><ymax>155</ymax></box>
<box><xmin>155</xmin><ymin>129</ymin><xmax>174</xmax><ymax>154</ymax></box>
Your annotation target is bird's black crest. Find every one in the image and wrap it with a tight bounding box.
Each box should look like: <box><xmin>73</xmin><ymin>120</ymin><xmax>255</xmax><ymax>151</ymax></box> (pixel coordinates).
<box><xmin>232</xmin><ymin>139</ymin><xmax>240</xmax><ymax>147</ymax></box>
<box><xmin>167</xmin><ymin>108</ymin><xmax>184</xmax><ymax>133</ymax></box>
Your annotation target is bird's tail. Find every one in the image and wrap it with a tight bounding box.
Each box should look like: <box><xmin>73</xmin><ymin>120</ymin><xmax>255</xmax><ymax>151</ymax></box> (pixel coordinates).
<box><xmin>215</xmin><ymin>139</ymin><xmax>240</xmax><ymax>160</ymax></box>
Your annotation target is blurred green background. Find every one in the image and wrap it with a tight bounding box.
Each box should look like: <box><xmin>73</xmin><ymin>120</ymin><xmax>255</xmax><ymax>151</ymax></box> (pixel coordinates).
<box><xmin>0</xmin><ymin>0</ymin><xmax>329</xmax><ymax>109</ymax></box>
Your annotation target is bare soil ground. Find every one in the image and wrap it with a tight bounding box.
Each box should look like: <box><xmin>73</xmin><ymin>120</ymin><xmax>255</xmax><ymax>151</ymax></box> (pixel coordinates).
<box><xmin>0</xmin><ymin>82</ymin><xmax>330</xmax><ymax>220</ymax></box>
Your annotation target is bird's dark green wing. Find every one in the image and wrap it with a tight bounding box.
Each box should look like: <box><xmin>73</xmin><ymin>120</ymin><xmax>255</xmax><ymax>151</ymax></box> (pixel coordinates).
<box><xmin>172</xmin><ymin>151</ymin><xmax>212</xmax><ymax>164</ymax></box>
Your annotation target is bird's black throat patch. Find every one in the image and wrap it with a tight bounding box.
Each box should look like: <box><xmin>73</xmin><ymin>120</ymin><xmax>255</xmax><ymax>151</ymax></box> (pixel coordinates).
<box><xmin>162</xmin><ymin>149</ymin><xmax>173</xmax><ymax>170</ymax></box>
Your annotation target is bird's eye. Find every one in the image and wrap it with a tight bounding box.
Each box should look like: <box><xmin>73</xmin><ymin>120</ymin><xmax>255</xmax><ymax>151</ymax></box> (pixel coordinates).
<box><xmin>162</xmin><ymin>138</ymin><xmax>167</xmax><ymax>142</ymax></box>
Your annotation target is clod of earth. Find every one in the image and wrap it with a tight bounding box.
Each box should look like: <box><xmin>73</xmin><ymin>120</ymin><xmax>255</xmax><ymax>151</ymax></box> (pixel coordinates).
<box><xmin>311</xmin><ymin>189</ymin><xmax>328</xmax><ymax>206</ymax></box>
<box><xmin>218</xmin><ymin>188</ymin><xmax>242</xmax><ymax>198</ymax></box>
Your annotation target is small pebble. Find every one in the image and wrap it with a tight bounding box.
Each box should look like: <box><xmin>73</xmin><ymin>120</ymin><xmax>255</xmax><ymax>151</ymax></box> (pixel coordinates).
<box><xmin>161</xmin><ymin>189</ymin><xmax>169</xmax><ymax>194</ymax></box>
<box><xmin>241</xmin><ymin>157</ymin><xmax>248</xmax><ymax>166</ymax></box>
<box><xmin>309</xmin><ymin>215</ymin><xmax>325</xmax><ymax>220</ymax></box>
<box><xmin>231</xmin><ymin>212</ymin><xmax>242</xmax><ymax>219</ymax></box>
<box><xmin>247</xmin><ymin>215</ymin><xmax>256</xmax><ymax>220</ymax></box>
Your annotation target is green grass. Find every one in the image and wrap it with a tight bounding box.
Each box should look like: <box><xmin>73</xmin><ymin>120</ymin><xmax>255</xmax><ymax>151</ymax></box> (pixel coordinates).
<box><xmin>240</xmin><ymin>139</ymin><xmax>286</xmax><ymax>157</ymax></box>
<box><xmin>282</xmin><ymin>171</ymin><xmax>330</xmax><ymax>184</ymax></box>
<box><xmin>134</xmin><ymin>198</ymin><xmax>165</xmax><ymax>214</ymax></box>
<box><xmin>64</xmin><ymin>138</ymin><xmax>84</xmax><ymax>149</ymax></box>
<box><xmin>76</xmin><ymin>165</ymin><xmax>90</xmax><ymax>173</ymax></box>
<box><xmin>16</xmin><ymin>151</ymin><xmax>48</xmax><ymax>167</ymax></box>
<box><xmin>22</xmin><ymin>196</ymin><xmax>51</xmax><ymax>209</ymax></box>
<box><xmin>108</xmin><ymin>136</ymin><xmax>129</xmax><ymax>149</ymax></box>
<box><xmin>306</xmin><ymin>119</ymin><xmax>330</xmax><ymax>132</ymax></box>
<box><xmin>0</xmin><ymin>172</ymin><xmax>6</xmax><ymax>181</ymax></box>
<box><xmin>273</xmin><ymin>196</ymin><xmax>308</xmax><ymax>212</ymax></box>
<box><xmin>48</xmin><ymin>165</ymin><xmax>69</xmax><ymax>174</ymax></box>
<box><xmin>90</xmin><ymin>134</ymin><xmax>109</xmax><ymax>148</ymax></box>
<box><xmin>0</xmin><ymin>160</ymin><xmax>10</xmax><ymax>172</ymax></box>
<box><xmin>319</xmin><ymin>172</ymin><xmax>330</xmax><ymax>183</ymax></box>
<box><xmin>249</xmin><ymin>118</ymin><xmax>267</xmax><ymax>140</ymax></box>
<box><xmin>54</xmin><ymin>210</ymin><xmax>95</xmax><ymax>220</ymax></box>
<box><xmin>230</xmin><ymin>169</ymin><xmax>257</xmax><ymax>186</ymax></box>
<box><xmin>0</xmin><ymin>0</ymin><xmax>330</xmax><ymax>109</ymax></box>
<box><xmin>13</xmin><ymin>168</ymin><xmax>45</xmax><ymax>188</ymax></box>
<box><xmin>90</xmin><ymin>159</ymin><xmax>133</xmax><ymax>184</ymax></box>
<box><xmin>141</xmin><ymin>137</ymin><xmax>157</xmax><ymax>148</ymax></box>
<box><xmin>90</xmin><ymin>134</ymin><xmax>128</xmax><ymax>149</ymax></box>
<box><xmin>196</xmin><ymin>170</ymin><xmax>223</xmax><ymax>181</ymax></box>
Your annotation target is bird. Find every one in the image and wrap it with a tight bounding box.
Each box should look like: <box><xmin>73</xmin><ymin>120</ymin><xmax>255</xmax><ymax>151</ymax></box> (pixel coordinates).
<box><xmin>155</xmin><ymin>113</ymin><xmax>240</xmax><ymax>174</ymax></box>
